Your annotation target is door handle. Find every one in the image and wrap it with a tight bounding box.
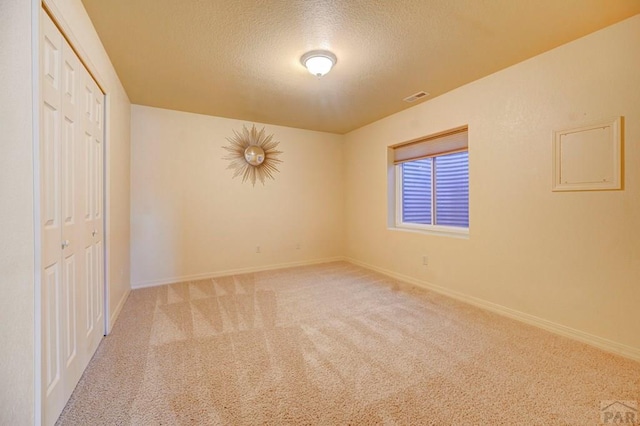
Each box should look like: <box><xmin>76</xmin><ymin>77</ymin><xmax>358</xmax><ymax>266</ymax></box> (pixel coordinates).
<box><xmin>92</xmin><ymin>230</ymin><xmax>98</xmax><ymax>237</ymax></box>
<box><xmin>62</xmin><ymin>240</ymin><xmax>70</xmax><ymax>249</ymax></box>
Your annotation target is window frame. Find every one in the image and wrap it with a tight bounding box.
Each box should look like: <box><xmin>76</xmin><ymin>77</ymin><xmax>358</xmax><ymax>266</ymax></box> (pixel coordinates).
<box><xmin>390</xmin><ymin>130</ymin><xmax>470</xmax><ymax>239</ymax></box>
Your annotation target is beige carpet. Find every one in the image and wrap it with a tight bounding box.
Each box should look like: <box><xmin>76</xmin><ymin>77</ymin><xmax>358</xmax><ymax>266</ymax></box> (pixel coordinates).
<box><xmin>57</xmin><ymin>262</ymin><xmax>639</xmax><ymax>425</ymax></box>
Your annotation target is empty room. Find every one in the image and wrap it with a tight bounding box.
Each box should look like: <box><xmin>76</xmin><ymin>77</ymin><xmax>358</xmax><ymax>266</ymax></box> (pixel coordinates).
<box><xmin>2</xmin><ymin>0</ymin><xmax>640</xmax><ymax>425</ymax></box>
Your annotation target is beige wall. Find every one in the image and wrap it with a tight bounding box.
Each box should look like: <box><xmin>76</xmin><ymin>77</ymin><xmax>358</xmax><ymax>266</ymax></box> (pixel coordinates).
<box><xmin>0</xmin><ymin>1</ymin><xmax>35</xmax><ymax>424</ymax></box>
<box><xmin>130</xmin><ymin>105</ymin><xmax>344</xmax><ymax>287</ymax></box>
<box><xmin>46</xmin><ymin>0</ymin><xmax>132</xmax><ymax>328</ymax></box>
<box><xmin>344</xmin><ymin>16</ymin><xmax>640</xmax><ymax>353</ymax></box>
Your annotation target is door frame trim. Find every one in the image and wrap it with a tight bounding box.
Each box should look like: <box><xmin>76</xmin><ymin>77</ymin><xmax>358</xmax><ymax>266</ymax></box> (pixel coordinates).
<box><xmin>32</xmin><ymin>1</ymin><xmax>42</xmax><ymax>424</ymax></box>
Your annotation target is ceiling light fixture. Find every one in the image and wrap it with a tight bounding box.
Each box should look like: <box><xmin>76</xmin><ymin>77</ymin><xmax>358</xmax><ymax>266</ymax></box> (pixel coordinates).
<box><xmin>300</xmin><ymin>50</ymin><xmax>337</xmax><ymax>77</ymax></box>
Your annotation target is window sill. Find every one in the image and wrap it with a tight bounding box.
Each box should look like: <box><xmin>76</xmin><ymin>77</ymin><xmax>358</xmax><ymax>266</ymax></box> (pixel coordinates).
<box><xmin>389</xmin><ymin>224</ymin><xmax>469</xmax><ymax>239</ymax></box>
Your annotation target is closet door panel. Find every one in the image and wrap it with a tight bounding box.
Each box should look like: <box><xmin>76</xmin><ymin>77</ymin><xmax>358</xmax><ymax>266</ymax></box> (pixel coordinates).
<box><xmin>40</xmin><ymin>10</ymin><xmax>66</xmax><ymax>425</ymax></box>
<box><xmin>40</xmin><ymin>9</ymin><xmax>105</xmax><ymax>425</ymax></box>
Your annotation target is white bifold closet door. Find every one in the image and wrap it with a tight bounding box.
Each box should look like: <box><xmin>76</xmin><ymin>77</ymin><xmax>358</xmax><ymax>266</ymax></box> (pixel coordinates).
<box><xmin>40</xmin><ymin>9</ymin><xmax>105</xmax><ymax>425</ymax></box>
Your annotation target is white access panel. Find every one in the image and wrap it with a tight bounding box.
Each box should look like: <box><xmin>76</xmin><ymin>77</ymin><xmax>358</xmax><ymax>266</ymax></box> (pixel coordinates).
<box><xmin>552</xmin><ymin>117</ymin><xmax>622</xmax><ymax>191</ymax></box>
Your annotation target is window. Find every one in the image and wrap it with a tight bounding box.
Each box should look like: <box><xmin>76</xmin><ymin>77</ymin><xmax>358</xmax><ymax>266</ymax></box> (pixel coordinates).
<box><xmin>392</xmin><ymin>127</ymin><xmax>469</xmax><ymax>235</ymax></box>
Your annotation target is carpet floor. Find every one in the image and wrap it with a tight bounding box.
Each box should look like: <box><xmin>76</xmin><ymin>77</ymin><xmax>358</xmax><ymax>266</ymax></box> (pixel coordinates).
<box><xmin>57</xmin><ymin>262</ymin><xmax>640</xmax><ymax>425</ymax></box>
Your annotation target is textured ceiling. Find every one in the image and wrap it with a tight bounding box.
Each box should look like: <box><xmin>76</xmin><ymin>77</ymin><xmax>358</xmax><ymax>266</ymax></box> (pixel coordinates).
<box><xmin>81</xmin><ymin>0</ymin><xmax>640</xmax><ymax>134</ymax></box>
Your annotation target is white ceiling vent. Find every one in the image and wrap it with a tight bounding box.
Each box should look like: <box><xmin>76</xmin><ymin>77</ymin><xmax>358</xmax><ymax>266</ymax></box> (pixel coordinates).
<box><xmin>403</xmin><ymin>91</ymin><xmax>430</xmax><ymax>103</ymax></box>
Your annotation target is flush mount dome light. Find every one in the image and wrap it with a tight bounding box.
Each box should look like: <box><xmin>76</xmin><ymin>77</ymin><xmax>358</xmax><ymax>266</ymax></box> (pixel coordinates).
<box><xmin>301</xmin><ymin>50</ymin><xmax>337</xmax><ymax>77</ymax></box>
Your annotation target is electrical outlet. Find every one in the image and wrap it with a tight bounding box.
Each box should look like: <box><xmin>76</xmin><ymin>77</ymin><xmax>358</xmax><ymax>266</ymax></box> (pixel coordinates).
<box><xmin>422</xmin><ymin>255</ymin><xmax>428</xmax><ymax>266</ymax></box>
<box><xmin>256</xmin><ymin>246</ymin><xmax>261</xmax><ymax>253</ymax></box>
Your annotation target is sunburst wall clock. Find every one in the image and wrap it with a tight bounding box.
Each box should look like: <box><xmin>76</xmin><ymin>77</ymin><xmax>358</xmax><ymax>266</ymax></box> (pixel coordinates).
<box><xmin>222</xmin><ymin>124</ymin><xmax>283</xmax><ymax>186</ymax></box>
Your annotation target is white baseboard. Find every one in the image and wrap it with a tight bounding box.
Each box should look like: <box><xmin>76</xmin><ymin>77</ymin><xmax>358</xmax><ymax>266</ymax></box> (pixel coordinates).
<box><xmin>131</xmin><ymin>257</ymin><xmax>346</xmax><ymax>289</ymax></box>
<box><xmin>108</xmin><ymin>287</ymin><xmax>131</xmax><ymax>332</ymax></box>
<box><xmin>346</xmin><ymin>257</ymin><xmax>640</xmax><ymax>362</ymax></box>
